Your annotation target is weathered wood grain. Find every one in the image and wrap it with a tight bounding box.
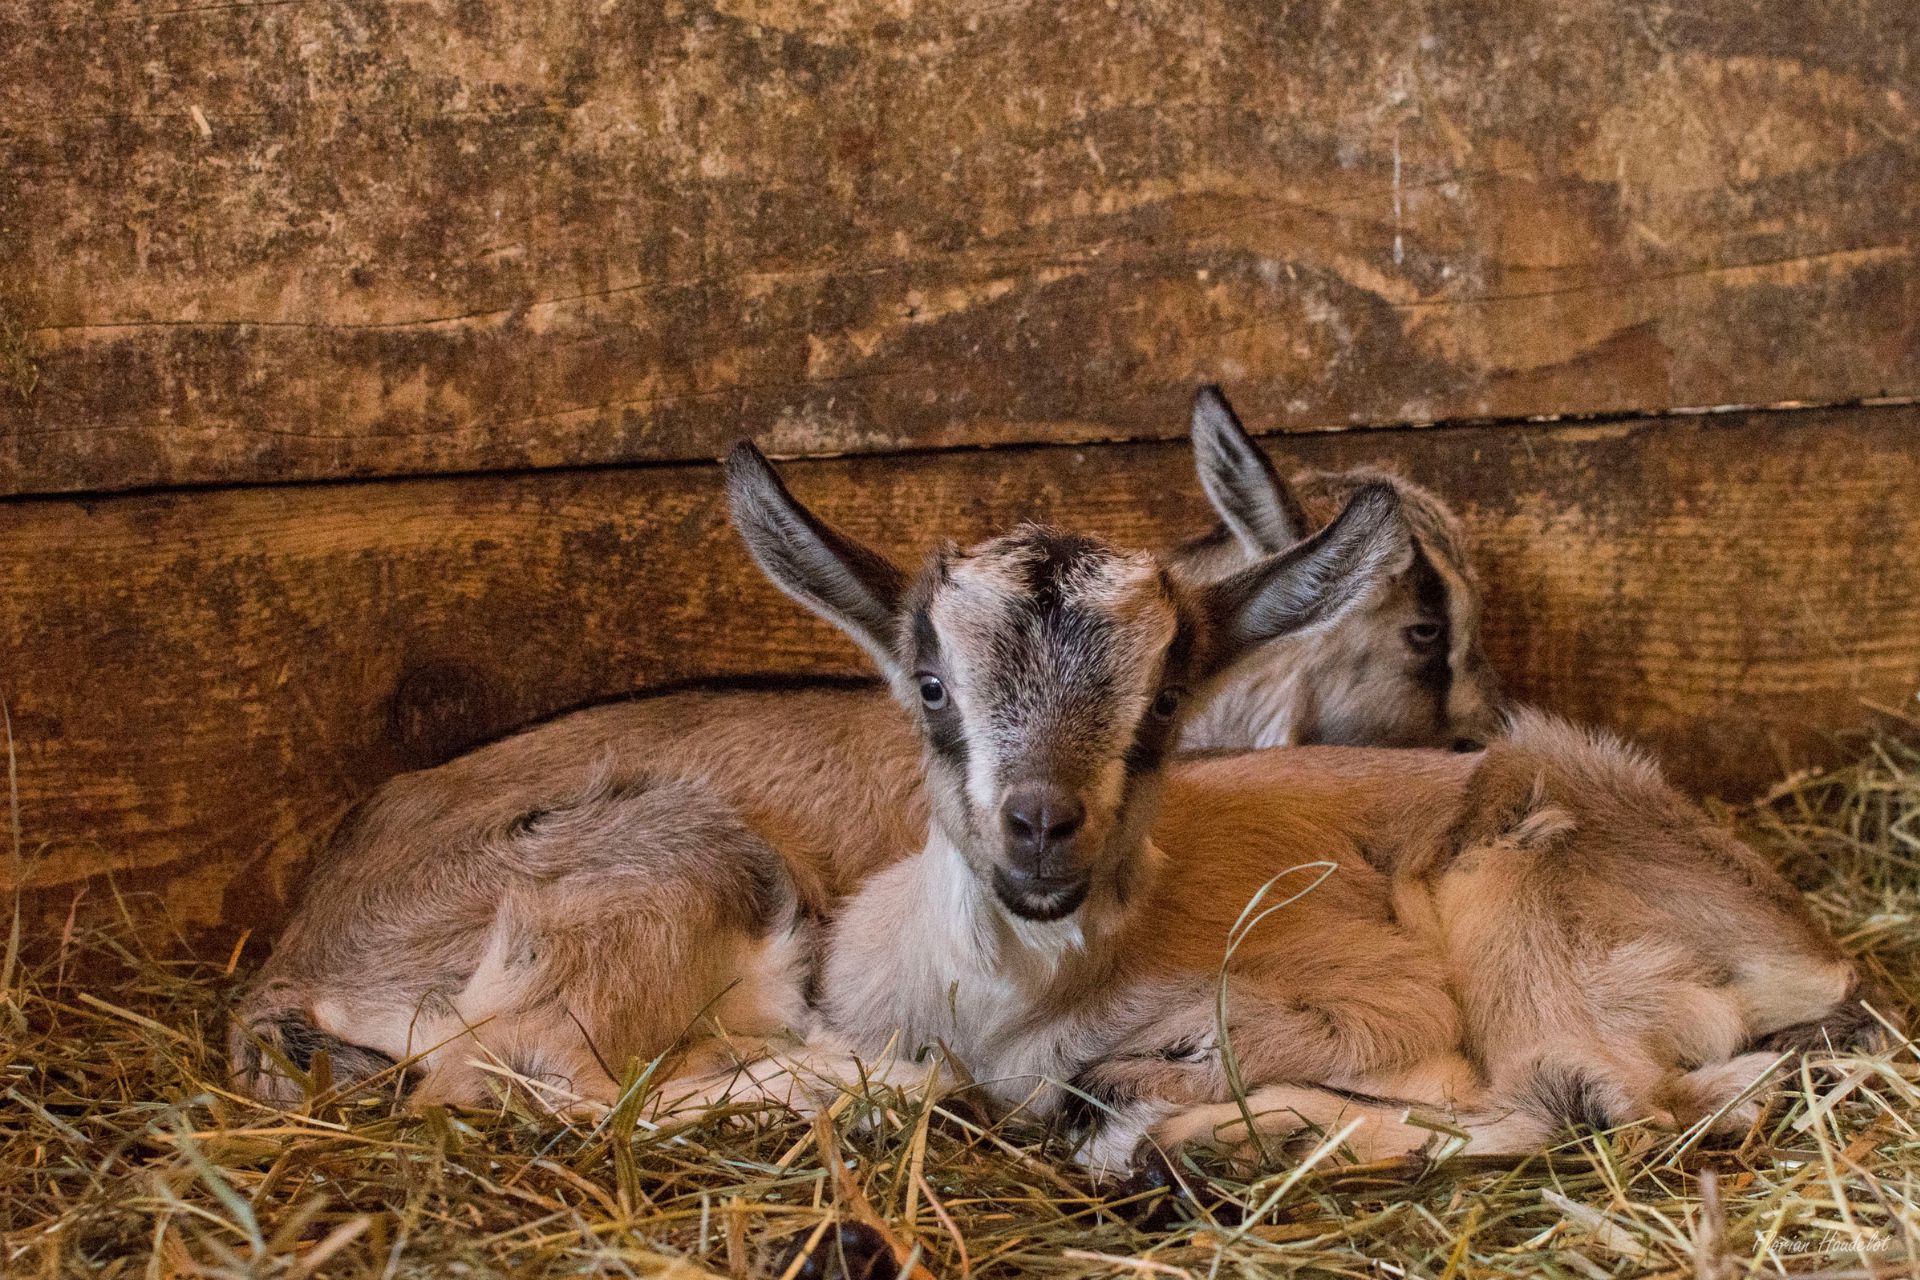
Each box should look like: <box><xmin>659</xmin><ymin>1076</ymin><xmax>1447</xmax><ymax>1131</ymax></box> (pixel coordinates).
<box><xmin>3</xmin><ymin>0</ymin><xmax>1916</xmax><ymax>495</ymax></box>
<box><xmin>2</xmin><ymin>404</ymin><xmax>1916</xmax><ymax>932</ymax></box>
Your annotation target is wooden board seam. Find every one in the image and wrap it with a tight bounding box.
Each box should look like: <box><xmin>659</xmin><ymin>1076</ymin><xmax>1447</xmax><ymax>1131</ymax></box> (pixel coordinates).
<box><xmin>5</xmin><ymin>395</ymin><xmax>1916</xmax><ymax>508</ymax></box>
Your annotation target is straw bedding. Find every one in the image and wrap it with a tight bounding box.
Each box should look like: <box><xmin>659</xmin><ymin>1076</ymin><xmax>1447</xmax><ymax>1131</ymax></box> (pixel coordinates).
<box><xmin>6</xmin><ymin>722</ymin><xmax>1919</xmax><ymax>1278</ymax></box>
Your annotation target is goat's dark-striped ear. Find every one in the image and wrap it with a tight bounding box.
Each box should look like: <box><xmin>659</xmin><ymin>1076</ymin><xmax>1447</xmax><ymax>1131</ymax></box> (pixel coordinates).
<box><xmin>1195</xmin><ymin>482</ymin><xmax>1410</xmax><ymax>681</ymax></box>
<box><xmin>725</xmin><ymin>441</ymin><xmax>908</xmax><ymax>676</ymax></box>
<box><xmin>1190</xmin><ymin>386</ymin><xmax>1310</xmax><ymax>555</ymax></box>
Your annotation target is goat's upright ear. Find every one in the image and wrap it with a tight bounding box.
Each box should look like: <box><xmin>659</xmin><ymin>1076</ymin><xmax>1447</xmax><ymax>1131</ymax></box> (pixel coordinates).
<box><xmin>1194</xmin><ymin>482</ymin><xmax>1410</xmax><ymax>681</ymax></box>
<box><xmin>725</xmin><ymin>441</ymin><xmax>909</xmax><ymax>676</ymax></box>
<box><xmin>1189</xmin><ymin>386</ymin><xmax>1309</xmax><ymax>555</ymax></box>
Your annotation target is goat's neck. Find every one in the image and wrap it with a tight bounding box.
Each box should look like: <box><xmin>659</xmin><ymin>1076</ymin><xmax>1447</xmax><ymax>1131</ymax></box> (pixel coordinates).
<box><xmin>1178</xmin><ymin>656</ymin><xmax>1307</xmax><ymax>751</ymax></box>
<box><xmin>819</xmin><ymin>824</ymin><xmax>1157</xmax><ymax>1103</ymax></box>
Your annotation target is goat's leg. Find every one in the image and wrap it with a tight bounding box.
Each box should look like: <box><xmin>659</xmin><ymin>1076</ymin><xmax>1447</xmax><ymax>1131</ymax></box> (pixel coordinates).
<box><xmin>642</xmin><ymin>1040</ymin><xmax>959</xmax><ymax>1127</ymax></box>
<box><xmin>1074</xmin><ymin>1051</ymin><xmax>1540</xmax><ymax>1181</ymax></box>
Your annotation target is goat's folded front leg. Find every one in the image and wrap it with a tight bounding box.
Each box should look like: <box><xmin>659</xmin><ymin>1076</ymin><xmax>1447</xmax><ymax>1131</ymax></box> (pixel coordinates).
<box><xmin>1073</xmin><ymin>1053</ymin><xmax>1544</xmax><ymax>1182</ymax></box>
<box><xmin>641</xmin><ymin>1035</ymin><xmax>964</xmax><ymax>1128</ymax></box>
<box><xmin>1069</xmin><ymin>965</ymin><xmax>1464</xmax><ymax>1120</ymax></box>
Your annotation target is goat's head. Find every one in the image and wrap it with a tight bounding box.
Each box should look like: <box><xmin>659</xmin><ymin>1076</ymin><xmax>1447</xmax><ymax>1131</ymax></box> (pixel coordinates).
<box><xmin>726</xmin><ymin>441</ymin><xmax>1410</xmax><ymax>923</ymax></box>
<box><xmin>1180</xmin><ymin>386</ymin><xmax>1506</xmax><ymax>752</ymax></box>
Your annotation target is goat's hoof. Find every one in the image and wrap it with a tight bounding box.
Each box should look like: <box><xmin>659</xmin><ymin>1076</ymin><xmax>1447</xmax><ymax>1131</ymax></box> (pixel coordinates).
<box><xmin>779</xmin><ymin>1221</ymin><xmax>895</xmax><ymax>1280</ymax></box>
<box><xmin>1111</xmin><ymin>1142</ymin><xmax>1188</xmax><ymax>1231</ymax></box>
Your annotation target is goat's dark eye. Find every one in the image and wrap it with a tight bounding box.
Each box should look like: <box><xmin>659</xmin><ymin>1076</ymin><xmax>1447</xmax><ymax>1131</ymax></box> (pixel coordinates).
<box><xmin>917</xmin><ymin>676</ymin><xmax>949</xmax><ymax>711</ymax></box>
<box><xmin>1151</xmin><ymin>688</ymin><xmax>1183</xmax><ymax>719</ymax></box>
<box><xmin>1405</xmin><ymin>622</ymin><xmax>1444</xmax><ymax>651</ymax></box>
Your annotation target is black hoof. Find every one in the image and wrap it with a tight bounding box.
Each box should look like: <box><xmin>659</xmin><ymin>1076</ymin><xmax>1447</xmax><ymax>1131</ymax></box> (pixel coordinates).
<box><xmin>778</xmin><ymin>1221</ymin><xmax>896</xmax><ymax>1280</ymax></box>
<box><xmin>1111</xmin><ymin>1142</ymin><xmax>1187</xmax><ymax>1231</ymax></box>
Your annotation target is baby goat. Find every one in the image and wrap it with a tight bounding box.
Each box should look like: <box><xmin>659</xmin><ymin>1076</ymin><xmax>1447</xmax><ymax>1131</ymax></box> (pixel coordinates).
<box><xmin>1071</xmin><ymin>715</ymin><xmax>1891</xmax><ymax>1170</ymax></box>
<box><xmin>232</xmin><ymin>389</ymin><xmax>1494</xmax><ymax>1103</ymax></box>
<box><xmin>1179</xmin><ymin>388</ymin><xmax>1502</xmax><ymax>753</ymax></box>
<box><xmin>232</xmin><ymin>444</ymin><xmax>1416</xmax><ymax>1114</ymax></box>
<box><xmin>234</xmin><ymin>436</ymin><xmax>1877</xmax><ymax>1178</ymax></box>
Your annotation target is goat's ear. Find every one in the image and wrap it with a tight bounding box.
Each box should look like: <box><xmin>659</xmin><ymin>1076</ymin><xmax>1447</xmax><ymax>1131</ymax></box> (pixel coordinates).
<box><xmin>1194</xmin><ymin>482</ymin><xmax>1410</xmax><ymax>681</ymax></box>
<box><xmin>1189</xmin><ymin>386</ymin><xmax>1309</xmax><ymax>555</ymax></box>
<box><xmin>725</xmin><ymin>441</ymin><xmax>909</xmax><ymax>676</ymax></box>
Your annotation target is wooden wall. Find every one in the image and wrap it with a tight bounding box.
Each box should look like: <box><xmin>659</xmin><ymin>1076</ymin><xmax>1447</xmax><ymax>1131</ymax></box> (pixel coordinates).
<box><xmin>1</xmin><ymin>0</ymin><xmax>1916</xmax><ymax>933</ymax></box>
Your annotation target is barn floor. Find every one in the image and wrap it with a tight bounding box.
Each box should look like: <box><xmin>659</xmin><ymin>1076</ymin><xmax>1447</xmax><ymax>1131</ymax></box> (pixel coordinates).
<box><xmin>6</xmin><ymin>726</ymin><xmax>1920</xmax><ymax>1278</ymax></box>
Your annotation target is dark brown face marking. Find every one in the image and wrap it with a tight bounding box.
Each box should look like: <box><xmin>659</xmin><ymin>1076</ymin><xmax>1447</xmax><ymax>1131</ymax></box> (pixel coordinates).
<box><xmin>911</xmin><ymin>605</ymin><xmax>968</xmax><ymax>772</ymax></box>
<box><xmin>1407</xmin><ymin>543</ymin><xmax>1452</xmax><ymax>707</ymax></box>
<box><xmin>1123</xmin><ymin>614</ymin><xmax>1196</xmax><ymax>778</ymax></box>
<box><xmin>911</xmin><ymin>605</ymin><xmax>940</xmax><ymax>663</ymax></box>
<box><xmin>980</xmin><ymin>529</ymin><xmax>1122</xmax><ymax>791</ymax></box>
<box><xmin>1747</xmin><ymin>977</ymin><xmax>1889</xmax><ymax>1054</ymax></box>
<box><xmin>1018</xmin><ymin>530</ymin><xmax>1104</xmax><ymax>615</ymax></box>
<box><xmin>260</xmin><ymin>1013</ymin><xmax>402</xmax><ymax>1082</ymax></box>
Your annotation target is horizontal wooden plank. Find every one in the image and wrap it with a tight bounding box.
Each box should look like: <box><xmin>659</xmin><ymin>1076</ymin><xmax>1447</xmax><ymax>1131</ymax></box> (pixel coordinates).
<box><xmin>2</xmin><ymin>404</ymin><xmax>1917</xmax><ymax>934</ymax></box>
<box><xmin>2</xmin><ymin>0</ymin><xmax>1916</xmax><ymax>495</ymax></box>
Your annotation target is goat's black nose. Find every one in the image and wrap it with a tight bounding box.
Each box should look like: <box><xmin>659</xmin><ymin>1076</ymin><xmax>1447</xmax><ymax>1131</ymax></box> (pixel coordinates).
<box><xmin>1002</xmin><ymin>783</ymin><xmax>1086</xmax><ymax>851</ymax></box>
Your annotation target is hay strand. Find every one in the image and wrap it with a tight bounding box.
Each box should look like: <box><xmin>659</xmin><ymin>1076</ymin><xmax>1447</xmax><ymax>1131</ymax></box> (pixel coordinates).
<box><xmin>6</xmin><ymin>725</ymin><xmax>1920</xmax><ymax>1276</ymax></box>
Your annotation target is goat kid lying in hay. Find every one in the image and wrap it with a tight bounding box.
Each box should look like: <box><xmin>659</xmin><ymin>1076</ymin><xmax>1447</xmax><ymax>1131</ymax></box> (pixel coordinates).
<box><xmin>230</xmin><ymin>389</ymin><xmax>1488</xmax><ymax>1106</ymax></box>
<box><xmin>231</xmin><ymin>390</ymin><xmax>1493</xmax><ymax>1116</ymax></box>
<box><xmin>233</xmin><ymin>428</ymin><xmax>1428</xmax><ymax>1117</ymax></box>
<box><xmin>230</xmin><ymin>390</ymin><xmax>1892</xmax><ymax>1237</ymax></box>
<box><xmin>12</xmin><ymin>742</ymin><xmax>1919</xmax><ymax>1277</ymax></box>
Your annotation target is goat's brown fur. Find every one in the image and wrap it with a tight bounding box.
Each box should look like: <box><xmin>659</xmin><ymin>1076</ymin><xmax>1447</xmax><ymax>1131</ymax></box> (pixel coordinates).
<box><xmin>1070</xmin><ymin>714</ymin><xmax>1882</xmax><ymax>1167</ymax></box>
<box><xmin>233</xmin><ymin>452</ymin><xmax>1419</xmax><ymax>1124</ymax></box>
<box><xmin>232</xmin><ymin>422</ymin><xmax>1873</xmax><ymax>1177</ymax></box>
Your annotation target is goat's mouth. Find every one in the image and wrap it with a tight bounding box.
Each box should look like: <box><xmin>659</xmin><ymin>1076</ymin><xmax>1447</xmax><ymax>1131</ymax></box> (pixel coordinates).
<box><xmin>991</xmin><ymin>867</ymin><xmax>1091</xmax><ymax>922</ymax></box>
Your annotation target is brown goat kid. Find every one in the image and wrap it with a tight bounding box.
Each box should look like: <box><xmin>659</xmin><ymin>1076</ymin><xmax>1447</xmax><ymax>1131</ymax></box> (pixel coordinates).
<box><xmin>233</xmin><ymin>401</ymin><xmax>1882</xmax><ymax>1178</ymax></box>
<box><xmin>233</xmin><ymin>440</ymin><xmax>1427</xmax><ymax>1132</ymax></box>
<box><xmin>1069</xmin><ymin>714</ymin><xmax>1888</xmax><ymax>1169</ymax></box>
<box><xmin>1178</xmin><ymin>388</ymin><xmax>1501</xmax><ymax>753</ymax></box>
<box><xmin>232</xmin><ymin>388</ymin><xmax>1495</xmax><ymax>1110</ymax></box>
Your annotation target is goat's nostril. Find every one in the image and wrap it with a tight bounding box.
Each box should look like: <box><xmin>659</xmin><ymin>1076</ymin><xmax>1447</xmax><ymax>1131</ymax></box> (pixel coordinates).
<box><xmin>1002</xmin><ymin>785</ymin><xmax>1086</xmax><ymax>847</ymax></box>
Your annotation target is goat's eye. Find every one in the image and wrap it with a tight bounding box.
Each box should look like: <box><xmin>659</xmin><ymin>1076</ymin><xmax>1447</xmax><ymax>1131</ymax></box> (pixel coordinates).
<box><xmin>917</xmin><ymin>676</ymin><xmax>949</xmax><ymax>711</ymax></box>
<box><xmin>1151</xmin><ymin>688</ymin><xmax>1183</xmax><ymax>719</ymax></box>
<box><xmin>1405</xmin><ymin>622</ymin><xmax>1444</xmax><ymax>650</ymax></box>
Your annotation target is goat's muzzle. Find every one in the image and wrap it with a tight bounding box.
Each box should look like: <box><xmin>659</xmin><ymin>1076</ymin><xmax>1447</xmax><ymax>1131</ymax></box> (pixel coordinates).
<box><xmin>992</xmin><ymin>781</ymin><xmax>1089</xmax><ymax>918</ymax></box>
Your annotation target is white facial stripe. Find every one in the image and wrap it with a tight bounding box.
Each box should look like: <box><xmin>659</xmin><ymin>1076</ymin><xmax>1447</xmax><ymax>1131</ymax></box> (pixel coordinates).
<box><xmin>929</xmin><ymin>557</ymin><xmax>1027</xmax><ymax>814</ymax></box>
<box><xmin>928</xmin><ymin>536</ymin><xmax>1178</xmax><ymax>815</ymax></box>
